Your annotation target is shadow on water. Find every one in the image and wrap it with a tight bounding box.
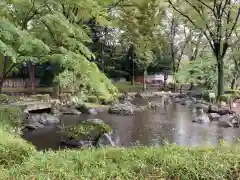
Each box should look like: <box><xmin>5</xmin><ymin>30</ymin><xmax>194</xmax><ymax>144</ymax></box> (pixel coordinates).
<box><xmin>23</xmin><ymin>97</ymin><xmax>240</xmax><ymax>150</ymax></box>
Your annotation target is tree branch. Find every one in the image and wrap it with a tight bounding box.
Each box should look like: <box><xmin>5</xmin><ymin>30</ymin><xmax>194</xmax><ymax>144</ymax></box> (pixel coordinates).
<box><xmin>198</xmin><ymin>0</ymin><xmax>215</xmax><ymax>12</ymax></box>
<box><xmin>168</xmin><ymin>0</ymin><xmax>215</xmax><ymax>52</ymax></box>
<box><xmin>227</xmin><ymin>8</ymin><xmax>240</xmax><ymax>38</ymax></box>
<box><xmin>41</xmin><ymin>20</ymin><xmax>59</xmax><ymax>45</ymax></box>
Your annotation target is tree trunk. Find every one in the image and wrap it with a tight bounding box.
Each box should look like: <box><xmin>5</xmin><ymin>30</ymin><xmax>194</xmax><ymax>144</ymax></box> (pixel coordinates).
<box><xmin>131</xmin><ymin>54</ymin><xmax>135</xmax><ymax>86</ymax></box>
<box><xmin>143</xmin><ymin>70</ymin><xmax>147</xmax><ymax>91</ymax></box>
<box><xmin>163</xmin><ymin>71</ymin><xmax>168</xmax><ymax>89</ymax></box>
<box><xmin>28</xmin><ymin>62</ymin><xmax>36</xmax><ymax>94</ymax></box>
<box><xmin>0</xmin><ymin>56</ymin><xmax>8</xmax><ymax>93</ymax></box>
<box><xmin>231</xmin><ymin>77</ymin><xmax>236</xmax><ymax>90</ymax></box>
<box><xmin>217</xmin><ymin>58</ymin><xmax>224</xmax><ymax>100</ymax></box>
<box><xmin>188</xmin><ymin>82</ymin><xmax>194</xmax><ymax>91</ymax></box>
<box><xmin>0</xmin><ymin>80</ymin><xmax>4</xmax><ymax>94</ymax></box>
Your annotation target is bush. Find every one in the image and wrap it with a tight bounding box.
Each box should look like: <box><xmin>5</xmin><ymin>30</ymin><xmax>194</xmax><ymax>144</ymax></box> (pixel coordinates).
<box><xmin>113</xmin><ymin>82</ymin><xmax>143</xmax><ymax>93</ymax></box>
<box><xmin>60</xmin><ymin>121</ymin><xmax>112</xmax><ymax>139</ymax></box>
<box><xmin>0</xmin><ymin>128</ymin><xmax>36</xmax><ymax>168</ymax></box>
<box><xmin>87</xmin><ymin>96</ymin><xmax>98</xmax><ymax>103</ymax></box>
<box><xmin>0</xmin><ymin>94</ymin><xmax>9</xmax><ymax>104</ymax></box>
<box><xmin>3</xmin><ymin>144</ymin><xmax>240</xmax><ymax>179</ymax></box>
<box><xmin>0</xmin><ymin>106</ymin><xmax>22</xmax><ymax>131</ymax></box>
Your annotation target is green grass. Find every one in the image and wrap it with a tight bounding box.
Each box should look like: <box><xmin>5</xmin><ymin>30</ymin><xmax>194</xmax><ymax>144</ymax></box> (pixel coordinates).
<box><xmin>1</xmin><ymin>105</ymin><xmax>240</xmax><ymax>179</ymax></box>
<box><xmin>113</xmin><ymin>82</ymin><xmax>143</xmax><ymax>92</ymax></box>
<box><xmin>1</xmin><ymin>144</ymin><xmax>240</xmax><ymax>179</ymax></box>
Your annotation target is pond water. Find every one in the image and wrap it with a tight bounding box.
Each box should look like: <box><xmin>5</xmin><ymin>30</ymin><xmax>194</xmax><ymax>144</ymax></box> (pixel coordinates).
<box><xmin>23</xmin><ymin>97</ymin><xmax>240</xmax><ymax>150</ymax></box>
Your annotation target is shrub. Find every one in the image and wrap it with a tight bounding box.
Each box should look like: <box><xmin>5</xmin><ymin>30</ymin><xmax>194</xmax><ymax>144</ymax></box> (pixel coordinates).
<box><xmin>87</xmin><ymin>96</ymin><xmax>98</xmax><ymax>103</ymax></box>
<box><xmin>3</xmin><ymin>144</ymin><xmax>240</xmax><ymax>179</ymax></box>
<box><xmin>0</xmin><ymin>94</ymin><xmax>9</xmax><ymax>104</ymax></box>
<box><xmin>113</xmin><ymin>82</ymin><xmax>142</xmax><ymax>93</ymax></box>
<box><xmin>0</xmin><ymin>106</ymin><xmax>22</xmax><ymax>131</ymax></box>
<box><xmin>0</xmin><ymin>128</ymin><xmax>36</xmax><ymax>168</ymax></box>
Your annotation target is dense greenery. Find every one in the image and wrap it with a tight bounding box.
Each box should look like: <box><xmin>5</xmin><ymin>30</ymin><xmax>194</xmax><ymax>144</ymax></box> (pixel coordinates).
<box><xmin>0</xmin><ymin>0</ymin><xmax>119</xmax><ymax>99</ymax></box>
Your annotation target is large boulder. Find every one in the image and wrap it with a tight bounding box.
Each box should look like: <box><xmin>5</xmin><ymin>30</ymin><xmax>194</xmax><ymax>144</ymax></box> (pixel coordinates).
<box><xmin>60</xmin><ymin>119</ymin><xmax>113</xmax><ymax>148</ymax></box>
<box><xmin>218</xmin><ymin>114</ymin><xmax>240</xmax><ymax>128</ymax></box>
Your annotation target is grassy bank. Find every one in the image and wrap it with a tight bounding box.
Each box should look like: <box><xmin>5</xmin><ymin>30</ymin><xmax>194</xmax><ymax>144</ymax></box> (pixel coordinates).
<box><xmin>0</xmin><ymin>106</ymin><xmax>240</xmax><ymax>179</ymax></box>
<box><xmin>113</xmin><ymin>82</ymin><xmax>143</xmax><ymax>93</ymax></box>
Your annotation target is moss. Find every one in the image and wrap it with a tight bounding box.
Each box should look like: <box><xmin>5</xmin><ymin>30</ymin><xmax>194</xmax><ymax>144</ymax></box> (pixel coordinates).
<box><xmin>60</xmin><ymin>121</ymin><xmax>112</xmax><ymax>139</ymax></box>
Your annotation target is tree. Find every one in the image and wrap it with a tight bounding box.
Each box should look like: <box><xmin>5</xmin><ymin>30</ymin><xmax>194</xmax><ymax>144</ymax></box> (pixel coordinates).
<box><xmin>0</xmin><ymin>18</ymin><xmax>49</xmax><ymax>92</ymax></box>
<box><xmin>117</xmin><ymin>0</ymin><xmax>167</xmax><ymax>89</ymax></box>
<box><xmin>0</xmin><ymin>0</ymin><xmax>118</xmax><ymax>98</ymax></box>
<box><xmin>168</xmin><ymin>0</ymin><xmax>240</xmax><ymax>99</ymax></box>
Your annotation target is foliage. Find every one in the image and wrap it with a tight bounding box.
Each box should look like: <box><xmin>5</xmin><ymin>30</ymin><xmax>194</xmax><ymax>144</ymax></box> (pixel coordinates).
<box><xmin>0</xmin><ymin>94</ymin><xmax>9</xmax><ymax>104</ymax></box>
<box><xmin>87</xmin><ymin>96</ymin><xmax>98</xmax><ymax>103</ymax></box>
<box><xmin>0</xmin><ymin>0</ymin><xmax>119</xmax><ymax>98</ymax></box>
<box><xmin>175</xmin><ymin>57</ymin><xmax>217</xmax><ymax>89</ymax></box>
<box><xmin>56</xmin><ymin>53</ymin><xmax>119</xmax><ymax>99</ymax></box>
<box><xmin>0</xmin><ymin>106</ymin><xmax>23</xmax><ymax>131</ymax></box>
<box><xmin>0</xmin><ymin>127</ymin><xmax>36</xmax><ymax>169</ymax></box>
<box><xmin>0</xmin><ymin>143</ymin><xmax>240</xmax><ymax>179</ymax></box>
<box><xmin>118</xmin><ymin>0</ymin><xmax>167</xmax><ymax>70</ymax></box>
<box><xmin>0</xmin><ymin>106</ymin><xmax>36</xmax><ymax>168</ymax></box>
<box><xmin>168</xmin><ymin>0</ymin><xmax>240</xmax><ymax>96</ymax></box>
<box><xmin>113</xmin><ymin>82</ymin><xmax>143</xmax><ymax>93</ymax></box>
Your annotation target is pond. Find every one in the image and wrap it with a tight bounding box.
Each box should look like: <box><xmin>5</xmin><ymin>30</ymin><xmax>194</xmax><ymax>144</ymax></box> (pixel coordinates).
<box><xmin>23</xmin><ymin>97</ymin><xmax>240</xmax><ymax>150</ymax></box>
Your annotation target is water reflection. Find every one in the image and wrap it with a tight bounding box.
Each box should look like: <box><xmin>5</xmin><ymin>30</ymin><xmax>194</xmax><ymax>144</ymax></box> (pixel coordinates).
<box><xmin>24</xmin><ymin>97</ymin><xmax>240</xmax><ymax>150</ymax></box>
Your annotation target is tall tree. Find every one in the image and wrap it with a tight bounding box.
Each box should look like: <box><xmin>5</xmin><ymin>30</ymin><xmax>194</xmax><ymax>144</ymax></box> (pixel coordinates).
<box><xmin>168</xmin><ymin>0</ymin><xmax>240</xmax><ymax>98</ymax></box>
<box><xmin>118</xmin><ymin>0</ymin><xmax>167</xmax><ymax>88</ymax></box>
<box><xmin>0</xmin><ymin>0</ymin><xmax>118</xmax><ymax>98</ymax></box>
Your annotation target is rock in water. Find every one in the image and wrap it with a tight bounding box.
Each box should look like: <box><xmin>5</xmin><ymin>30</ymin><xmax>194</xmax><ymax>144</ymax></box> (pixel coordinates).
<box><xmin>192</xmin><ymin>108</ymin><xmax>210</xmax><ymax>123</ymax></box>
<box><xmin>108</xmin><ymin>102</ymin><xmax>135</xmax><ymax>115</ymax></box>
<box><xmin>209</xmin><ymin>113</ymin><xmax>221</xmax><ymax>121</ymax></box>
<box><xmin>60</xmin><ymin>107</ymin><xmax>81</xmax><ymax>115</ymax></box>
<box><xmin>27</xmin><ymin>113</ymin><xmax>59</xmax><ymax>125</ymax></box>
<box><xmin>60</xmin><ymin>118</ymin><xmax>112</xmax><ymax>148</ymax></box>
<box><xmin>38</xmin><ymin>113</ymin><xmax>59</xmax><ymax>125</ymax></box>
<box><xmin>24</xmin><ymin>122</ymin><xmax>45</xmax><ymax>130</ymax></box>
<box><xmin>97</xmin><ymin>133</ymin><xmax>116</xmax><ymax>147</ymax></box>
<box><xmin>218</xmin><ymin>114</ymin><xmax>240</xmax><ymax>128</ymax></box>
<box><xmin>76</xmin><ymin>104</ymin><xmax>98</xmax><ymax>115</ymax></box>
